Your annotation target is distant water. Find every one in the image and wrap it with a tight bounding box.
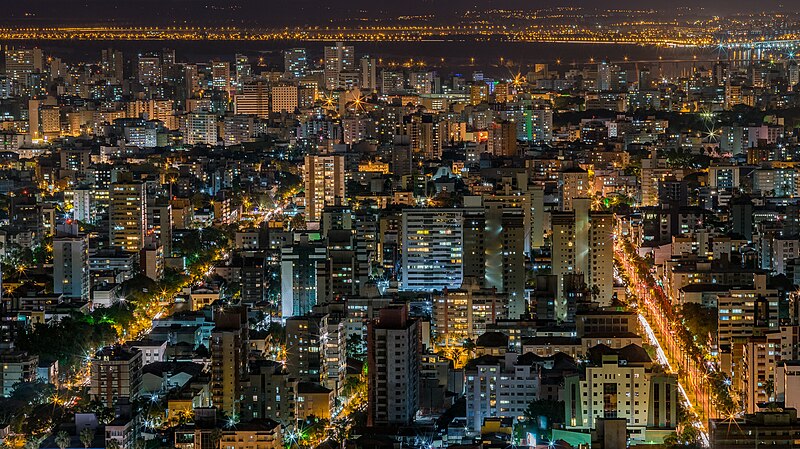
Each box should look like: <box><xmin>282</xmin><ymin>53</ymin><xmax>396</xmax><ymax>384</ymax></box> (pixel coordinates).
<box><xmin>5</xmin><ymin>39</ymin><xmax>717</xmax><ymax>75</ymax></box>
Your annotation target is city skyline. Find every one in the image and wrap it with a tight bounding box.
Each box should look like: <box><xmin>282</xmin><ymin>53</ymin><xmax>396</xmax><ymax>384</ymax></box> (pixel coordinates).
<box><xmin>0</xmin><ymin>3</ymin><xmax>798</xmax><ymax>449</ymax></box>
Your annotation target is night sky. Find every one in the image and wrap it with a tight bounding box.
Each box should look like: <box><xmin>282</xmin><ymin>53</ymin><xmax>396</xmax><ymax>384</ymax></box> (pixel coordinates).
<box><xmin>1</xmin><ymin>0</ymin><xmax>789</xmax><ymax>26</ymax></box>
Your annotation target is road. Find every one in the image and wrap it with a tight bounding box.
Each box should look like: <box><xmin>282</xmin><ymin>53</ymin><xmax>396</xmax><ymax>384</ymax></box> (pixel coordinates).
<box><xmin>614</xmin><ymin>236</ymin><xmax>714</xmax><ymax>446</ymax></box>
<box><xmin>61</xmin><ymin>200</ymin><xmax>287</xmax><ymax>394</ymax></box>
<box><xmin>635</xmin><ymin>310</ymin><xmax>710</xmax><ymax>447</ymax></box>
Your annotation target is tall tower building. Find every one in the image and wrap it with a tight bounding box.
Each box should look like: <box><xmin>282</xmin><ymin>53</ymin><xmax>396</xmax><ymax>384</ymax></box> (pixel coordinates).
<box><xmin>235</xmin><ymin>82</ymin><xmax>270</xmax><ymax>118</ymax></box>
<box><xmin>184</xmin><ymin>64</ymin><xmax>200</xmax><ymax>99</ymax></box>
<box><xmin>401</xmin><ymin>209</ymin><xmax>464</xmax><ymax>291</ymax></box>
<box><xmin>490</xmin><ymin>120</ymin><xmax>518</xmax><ymax>157</ymax></box>
<box><xmin>284</xmin><ymin>305</ymin><xmax>346</xmax><ymax>396</ymax></box>
<box><xmin>109</xmin><ymin>182</ymin><xmax>147</xmax><ymax>252</ymax></box>
<box><xmin>367</xmin><ymin>304</ymin><xmax>420</xmax><ymax>426</ymax></box>
<box><xmin>101</xmin><ymin>48</ymin><xmax>124</xmax><ymax>81</ymax></box>
<box><xmin>551</xmin><ymin>211</ymin><xmax>576</xmax><ymax>321</ymax></box>
<box><xmin>271</xmin><ymin>85</ymin><xmax>299</xmax><ymax>113</ymax></box>
<box><xmin>89</xmin><ymin>346</ymin><xmax>142</xmax><ymax>408</ymax></box>
<box><xmin>551</xmin><ymin>203</ymin><xmax>615</xmax><ymax>320</ymax></box>
<box><xmin>211</xmin><ymin>61</ymin><xmax>231</xmax><ymax>91</ymax></box>
<box><xmin>463</xmin><ymin>195</ymin><xmax>530</xmax><ymax>317</ymax></box>
<box><xmin>184</xmin><ymin>111</ymin><xmax>218</xmax><ymax>145</ymax></box>
<box><xmin>280</xmin><ymin>232</ymin><xmax>327</xmax><ymax>318</ymax></box>
<box><xmin>559</xmin><ymin>168</ymin><xmax>589</xmax><ymax>211</ymax></box>
<box><xmin>316</xmin><ymin>229</ymin><xmax>356</xmax><ymax>301</ymax></box>
<box><xmin>137</xmin><ymin>55</ymin><xmax>162</xmax><ymax>86</ymax></box>
<box><xmin>147</xmin><ymin>203</ymin><xmax>173</xmax><ymax>256</ymax></box>
<box><xmin>211</xmin><ymin>306</ymin><xmax>249</xmax><ymax>416</ymax></box>
<box><xmin>284</xmin><ymin>48</ymin><xmax>308</xmax><ymax>79</ymax></box>
<box><xmin>53</xmin><ymin>235</ymin><xmax>90</xmax><ymax>300</ymax></box>
<box><xmin>4</xmin><ymin>48</ymin><xmax>43</xmax><ymax>87</ymax></box>
<box><xmin>588</xmin><ymin>212</ymin><xmax>614</xmax><ymax>305</ymax></box>
<box><xmin>285</xmin><ymin>315</ymin><xmax>325</xmax><ymax>383</ymax></box>
<box><xmin>323</xmin><ymin>42</ymin><xmax>355</xmax><ymax>90</ymax></box>
<box><xmin>483</xmin><ymin>196</ymin><xmax>528</xmax><ymax>318</ymax></box>
<box><xmin>789</xmin><ymin>61</ymin><xmax>800</xmax><ymax>91</ymax></box>
<box><xmin>360</xmin><ymin>56</ymin><xmax>377</xmax><ymax>91</ymax></box>
<box><xmin>597</xmin><ymin>61</ymin><xmax>611</xmax><ymax>91</ymax></box>
<box><xmin>531</xmin><ymin>185</ymin><xmax>546</xmax><ymax>250</ymax></box>
<box><xmin>303</xmin><ymin>155</ymin><xmax>345</xmax><ymax>223</ymax></box>
<box><xmin>234</xmin><ymin>54</ymin><xmax>251</xmax><ymax>84</ymax></box>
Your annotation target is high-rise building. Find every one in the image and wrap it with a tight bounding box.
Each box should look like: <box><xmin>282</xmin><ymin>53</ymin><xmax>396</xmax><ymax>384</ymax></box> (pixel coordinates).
<box><xmin>286</xmin><ymin>327</ymin><xmax>320</xmax><ymax>385</ymax></box>
<box><xmin>717</xmin><ymin>287</ymin><xmax>780</xmax><ymax>352</ymax></box>
<box><xmin>408</xmin><ymin>71</ymin><xmax>434</xmax><ymax>94</ymax></box>
<box><xmin>531</xmin><ymin>185</ymin><xmax>546</xmax><ymax>250</ymax></box>
<box><xmin>109</xmin><ymin>182</ymin><xmax>147</xmax><ymax>252</ymax></box>
<box><xmin>298</xmin><ymin>81</ymin><xmax>318</xmax><ymax>109</ymax></box>
<box><xmin>742</xmin><ymin>335</ymin><xmax>779</xmax><ymax>414</ymax></box>
<box><xmin>239</xmin><ymin>253</ymin><xmax>266</xmax><ymax>304</ymax></box>
<box><xmin>461</xmin><ymin>195</ymin><xmax>530</xmax><ymax>317</ymax></box>
<box><xmin>241</xmin><ymin>360</ymin><xmax>295</xmax><ymax>423</ymax></box>
<box><xmin>790</xmin><ymin>61</ymin><xmax>800</xmax><ymax>91</ymax></box>
<box><xmin>482</xmin><ymin>196</ymin><xmax>528</xmax><ymax>317</ymax></box>
<box><xmin>184</xmin><ymin>64</ymin><xmax>200</xmax><ymax>99</ymax></box>
<box><xmin>433</xmin><ymin>277</ymin><xmax>507</xmax><ymax>342</ymax></box>
<box><xmin>597</xmin><ymin>61</ymin><xmax>611</xmax><ymax>91</ymax></box>
<box><xmin>101</xmin><ymin>48</ymin><xmax>124</xmax><ymax>81</ymax></box>
<box><xmin>381</xmin><ymin>71</ymin><xmax>404</xmax><ymax>94</ymax></box>
<box><xmin>588</xmin><ymin>212</ymin><xmax>615</xmax><ymax>306</ymax></box>
<box><xmin>137</xmin><ymin>55</ymin><xmax>162</xmax><ymax>86</ymax></box>
<box><xmin>342</xmin><ymin>117</ymin><xmax>368</xmax><ymax>145</ymax></box>
<box><xmin>28</xmin><ymin>99</ymin><xmax>60</xmax><ymax>141</ymax></box>
<box><xmin>528</xmin><ymin>106</ymin><xmax>554</xmax><ymax>142</ymax></box>
<box><xmin>353</xmin><ymin>210</ymin><xmax>378</xmax><ymax>290</ymax></box>
<box><xmin>404</xmin><ymin>113</ymin><xmax>443</xmax><ymax>159</ymax></box>
<box><xmin>285</xmin><ymin>310</ymin><xmax>346</xmax><ymax>393</ymax></box>
<box><xmin>316</xmin><ymin>228</ymin><xmax>356</xmax><ymax>301</ymax></box>
<box><xmin>211</xmin><ymin>61</ymin><xmax>231</xmax><ymax>91</ymax></box>
<box><xmin>367</xmin><ymin>304</ymin><xmax>420</xmax><ymax>426</ymax></box>
<box><xmin>360</xmin><ymin>56</ymin><xmax>377</xmax><ymax>91</ymax></box>
<box><xmin>551</xmin><ymin>201</ymin><xmax>614</xmax><ymax>320</ymax></box>
<box><xmin>184</xmin><ymin>111</ymin><xmax>218</xmax><ymax>145</ymax></box>
<box><xmin>489</xmin><ymin>120</ymin><xmax>517</xmax><ymax>157</ymax></box>
<box><xmin>53</xmin><ymin>235</ymin><xmax>89</xmax><ymax>300</ymax></box>
<box><xmin>271</xmin><ymin>85</ymin><xmax>298</xmax><ymax>113</ymax></box>
<box><xmin>470</xmin><ymin>83</ymin><xmax>489</xmax><ymax>105</ymax></box>
<box><xmin>235</xmin><ymin>82</ymin><xmax>270</xmax><ymax>118</ymax></box>
<box><xmin>494</xmin><ymin>81</ymin><xmax>509</xmax><ymax>102</ymax></box>
<box><xmin>4</xmin><ymin>48</ymin><xmax>43</xmax><ymax>87</ymax></box>
<box><xmin>27</xmin><ymin>99</ymin><xmax>42</xmax><ymax>140</ymax></box>
<box><xmin>234</xmin><ymin>54</ymin><xmax>251</xmax><ymax>84</ymax></box>
<box><xmin>312</xmin><ymin>302</ymin><xmax>347</xmax><ymax>396</ymax></box>
<box><xmin>559</xmin><ymin>168</ymin><xmax>590</xmax><ymax>211</ymax></box>
<box><xmin>564</xmin><ymin>346</ymin><xmax>679</xmax><ymax>443</ymax></box>
<box><xmin>221</xmin><ymin>114</ymin><xmax>255</xmax><ymax>146</ymax></box>
<box><xmin>324</xmin><ymin>42</ymin><xmax>355</xmax><ymax>90</ymax></box>
<box><xmin>640</xmin><ymin>148</ymin><xmax>683</xmax><ymax>206</ymax></box>
<box><xmin>400</xmin><ymin>209</ymin><xmax>464</xmax><ymax>291</ymax></box>
<box><xmin>464</xmin><ymin>354</ymin><xmax>542</xmax><ymax>431</ymax></box>
<box><xmin>66</xmin><ymin>188</ymin><xmax>96</xmax><ymax>224</ymax></box>
<box><xmin>303</xmin><ymin>155</ymin><xmax>345</xmax><ymax>223</ymax></box>
<box><xmin>147</xmin><ymin>203</ymin><xmax>173</xmax><ymax>256</ymax></box>
<box><xmin>280</xmin><ymin>232</ymin><xmax>327</xmax><ymax>318</ymax></box>
<box><xmin>283</xmin><ymin>48</ymin><xmax>307</xmax><ymax>79</ymax></box>
<box><xmin>211</xmin><ymin>306</ymin><xmax>249</xmax><ymax>416</ymax></box>
<box><xmin>0</xmin><ymin>352</ymin><xmax>39</xmax><ymax>397</ymax></box>
<box><xmin>89</xmin><ymin>346</ymin><xmax>143</xmax><ymax>408</ymax></box>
